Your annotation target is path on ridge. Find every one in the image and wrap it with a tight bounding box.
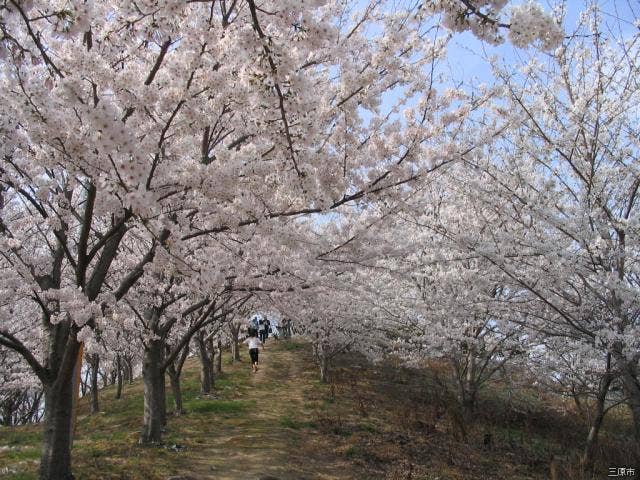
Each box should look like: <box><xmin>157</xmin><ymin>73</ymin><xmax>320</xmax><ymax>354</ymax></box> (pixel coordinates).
<box><xmin>181</xmin><ymin>341</ymin><xmax>362</xmax><ymax>480</ymax></box>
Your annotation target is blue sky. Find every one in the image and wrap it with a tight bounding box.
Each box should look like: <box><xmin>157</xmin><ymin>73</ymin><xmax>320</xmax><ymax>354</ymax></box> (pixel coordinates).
<box><xmin>442</xmin><ymin>0</ymin><xmax>638</xmax><ymax>88</ymax></box>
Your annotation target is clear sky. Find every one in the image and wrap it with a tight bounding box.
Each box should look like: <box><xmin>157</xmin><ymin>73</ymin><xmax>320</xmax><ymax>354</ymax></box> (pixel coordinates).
<box><xmin>442</xmin><ymin>0</ymin><xmax>639</xmax><ymax>89</ymax></box>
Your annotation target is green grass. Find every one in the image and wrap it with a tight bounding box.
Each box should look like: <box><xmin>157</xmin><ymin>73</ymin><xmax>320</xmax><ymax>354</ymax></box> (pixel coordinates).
<box><xmin>184</xmin><ymin>399</ymin><xmax>256</xmax><ymax>415</ymax></box>
<box><xmin>3</xmin><ymin>473</ymin><xmax>36</xmax><ymax>480</ymax></box>
<box><xmin>279</xmin><ymin>415</ymin><xmax>304</xmax><ymax>429</ymax></box>
<box><xmin>358</xmin><ymin>422</ymin><xmax>379</xmax><ymax>433</ymax></box>
<box><xmin>279</xmin><ymin>341</ymin><xmax>306</xmax><ymax>351</ymax></box>
<box><xmin>0</xmin><ymin>429</ymin><xmax>41</xmax><ymax>446</ymax></box>
<box><xmin>343</xmin><ymin>445</ymin><xmax>360</xmax><ymax>458</ymax></box>
<box><xmin>0</xmin><ymin>447</ymin><xmax>40</xmax><ymax>462</ymax></box>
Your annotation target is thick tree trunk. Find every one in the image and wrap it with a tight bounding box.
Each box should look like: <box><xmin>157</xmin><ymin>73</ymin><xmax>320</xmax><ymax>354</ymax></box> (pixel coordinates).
<box><xmin>39</xmin><ymin>335</ymin><xmax>81</xmax><ymax>480</ymax></box>
<box><xmin>89</xmin><ymin>353</ymin><xmax>100</xmax><ymax>415</ymax></box>
<box><xmin>115</xmin><ymin>355</ymin><xmax>123</xmax><ymax>400</ymax></box>
<box><xmin>140</xmin><ymin>340</ymin><xmax>166</xmax><ymax>444</ymax></box>
<box><xmin>40</xmin><ymin>383</ymin><xmax>76</xmax><ymax>480</ymax></box>
<box><xmin>216</xmin><ymin>339</ymin><xmax>223</xmax><ymax>374</ymax></box>
<box><xmin>197</xmin><ymin>334</ymin><xmax>213</xmax><ymax>394</ymax></box>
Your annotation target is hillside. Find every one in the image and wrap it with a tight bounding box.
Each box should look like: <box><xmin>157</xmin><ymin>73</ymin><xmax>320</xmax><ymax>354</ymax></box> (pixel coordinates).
<box><xmin>0</xmin><ymin>340</ymin><xmax>635</xmax><ymax>479</ymax></box>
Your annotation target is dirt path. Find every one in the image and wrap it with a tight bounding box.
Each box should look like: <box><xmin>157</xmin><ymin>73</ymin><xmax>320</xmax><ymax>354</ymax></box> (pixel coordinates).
<box><xmin>181</xmin><ymin>341</ymin><xmax>361</xmax><ymax>480</ymax></box>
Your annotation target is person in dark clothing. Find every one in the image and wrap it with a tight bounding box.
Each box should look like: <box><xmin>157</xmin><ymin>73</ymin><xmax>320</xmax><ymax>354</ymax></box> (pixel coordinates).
<box><xmin>243</xmin><ymin>330</ymin><xmax>263</xmax><ymax>373</ymax></box>
<box><xmin>258</xmin><ymin>317</ymin><xmax>269</xmax><ymax>343</ymax></box>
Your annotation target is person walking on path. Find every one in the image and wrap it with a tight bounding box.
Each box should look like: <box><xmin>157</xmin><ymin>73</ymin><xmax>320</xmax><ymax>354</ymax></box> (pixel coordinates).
<box><xmin>243</xmin><ymin>330</ymin><xmax>263</xmax><ymax>373</ymax></box>
<box><xmin>258</xmin><ymin>317</ymin><xmax>268</xmax><ymax>344</ymax></box>
<box><xmin>265</xmin><ymin>317</ymin><xmax>271</xmax><ymax>342</ymax></box>
<box><xmin>249</xmin><ymin>315</ymin><xmax>259</xmax><ymax>334</ymax></box>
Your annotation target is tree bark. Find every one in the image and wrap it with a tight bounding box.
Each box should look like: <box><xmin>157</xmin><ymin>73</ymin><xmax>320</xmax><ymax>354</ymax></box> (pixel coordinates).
<box><xmin>620</xmin><ymin>362</ymin><xmax>640</xmax><ymax>448</ymax></box>
<box><xmin>216</xmin><ymin>339</ymin><xmax>223</xmax><ymax>374</ymax></box>
<box><xmin>197</xmin><ymin>333</ymin><xmax>213</xmax><ymax>394</ymax></box>
<box><xmin>317</xmin><ymin>344</ymin><xmax>329</xmax><ymax>383</ymax></box>
<box><xmin>461</xmin><ymin>350</ymin><xmax>478</xmax><ymax>418</ymax></box>
<box><xmin>1</xmin><ymin>395</ymin><xmax>15</xmax><ymax>426</ymax></box>
<box><xmin>126</xmin><ymin>357</ymin><xmax>134</xmax><ymax>384</ymax></box>
<box><xmin>167</xmin><ymin>366</ymin><xmax>183</xmax><ymax>416</ymax></box>
<box><xmin>613</xmin><ymin>348</ymin><xmax>640</xmax><ymax>455</ymax></box>
<box><xmin>140</xmin><ymin>340</ymin><xmax>166</xmax><ymax>444</ymax></box>
<box><xmin>207</xmin><ymin>336</ymin><xmax>217</xmax><ymax>379</ymax></box>
<box><xmin>89</xmin><ymin>353</ymin><xmax>100</xmax><ymax>415</ymax></box>
<box><xmin>115</xmin><ymin>355</ymin><xmax>123</xmax><ymax>400</ymax></box>
<box><xmin>582</xmin><ymin>360</ymin><xmax>613</xmax><ymax>472</ymax></box>
<box><xmin>26</xmin><ymin>391</ymin><xmax>43</xmax><ymax>424</ymax></box>
<box><xmin>229</xmin><ymin>323</ymin><xmax>241</xmax><ymax>361</ymax></box>
<box><xmin>39</xmin><ymin>334</ymin><xmax>81</xmax><ymax>480</ymax></box>
<box><xmin>80</xmin><ymin>369</ymin><xmax>89</xmax><ymax>397</ymax></box>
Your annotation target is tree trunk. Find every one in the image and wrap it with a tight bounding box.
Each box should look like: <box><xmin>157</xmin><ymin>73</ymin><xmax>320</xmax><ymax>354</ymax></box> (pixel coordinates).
<box><xmin>457</xmin><ymin>348</ymin><xmax>478</xmax><ymax>420</ymax></box>
<box><xmin>39</xmin><ymin>334</ymin><xmax>81</xmax><ymax>480</ymax></box>
<box><xmin>317</xmin><ymin>344</ymin><xmax>329</xmax><ymax>383</ymax></box>
<box><xmin>461</xmin><ymin>384</ymin><xmax>478</xmax><ymax>417</ymax></box>
<box><xmin>122</xmin><ymin>356</ymin><xmax>134</xmax><ymax>384</ymax></box>
<box><xmin>216</xmin><ymin>339</ymin><xmax>223</xmax><ymax>374</ymax></box>
<box><xmin>197</xmin><ymin>333</ymin><xmax>213</xmax><ymax>394</ymax></box>
<box><xmin>229</xmin><ymin>323</ymin><xmax>241</xmax><ymax>361</ymax></box>
<box><xmin>582</xmin><ymin>362</ymin><xmax>612</xmax><ymax>472</ymax></box>
<box><xmin>207</xmin><ymin>337</ymin><xmax>217</xmax><ymax>379</ymax></box>
<box><xmin>167</xmin><ymin>366</ymin><xmax>183</xmax><ymax>416</ymax></box>
<box><xmin>80</xmin><ymin>368</ymin><xmax>89</xmax><ymax>397</ymax></box>
<box><xmin>319</xmin><ymin>356</ymin><xmax>328</xmax><ymax>383</ymax></box>
<box><xmin>140</xmin><ymin>340</ymin><xmax>166</xmax><ymax>444</ymax></box>
<box><xmin>26</xmin><ymin>391</ymin><xmax>43</xmax><ymax>424</ymax></box>
<box><xmin>127</xmin><ymin>358</ymin><xmax>134</xmax><ymax>384</ymax></box>
<box><xmin>40</xmin><ymin>383</ymin><xmax>75</xmax><ymax>480</ymax></box>
<box><xmin>89</xmin><ymin>353</ymin><xmax>100</xmax><ymax>415</ymax></box>
<box><xmin>620</xmin><ymin>363</ymin><xmax>640</xmax><ymax>450</ymax></box>
<box><xmin>115</xmin><ymin>355</ymin><xmax>123</xmax><ymax>400</ymax></box>
<box><xmin>613</xmin><ymin>349</ymin><xmax>640</xmax><ymax>456</ymax></box>
<box><xmin>231</xmin><ymin>339</ymin><xmax>240</xmax><ymax>361</ymax></box>
<box><xmin>1</xmin><ymin>397</ymin><xmax>15</xmax><ymax>426</ymax></box>
<box><xmin>122</xmin><ymin>356</ymin><xmax>130</xmax><ymax>384</ymax></box>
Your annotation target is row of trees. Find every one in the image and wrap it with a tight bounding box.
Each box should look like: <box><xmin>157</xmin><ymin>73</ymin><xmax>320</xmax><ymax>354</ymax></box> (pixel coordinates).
<box><xmin>0</xmin><ymin>0</ymin><xmax>637</xmax><ymax>479</ymax></box>
<box><xmin>285</xmin><ymin>4</ymin><xmax>640</xmax><ymax>472</ymax></box>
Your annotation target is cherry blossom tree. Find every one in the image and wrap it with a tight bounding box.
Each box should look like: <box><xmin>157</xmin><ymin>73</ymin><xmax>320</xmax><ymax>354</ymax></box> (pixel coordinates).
<box><xmin>0</xmin><ymin>0</ymin><xmax>563</xmax><ymax>478</ymax></box>
<box><xmin>416</xmin><ymin>5</ymin><xmax>640</xmax><ymax>460</ymax></box>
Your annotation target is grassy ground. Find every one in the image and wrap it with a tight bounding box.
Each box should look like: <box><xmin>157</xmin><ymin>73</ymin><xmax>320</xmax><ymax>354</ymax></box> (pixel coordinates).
<box><xmin>0</xmin><ymin>340</ymin><xmax>636</xmax><ymax>479</ymax></box>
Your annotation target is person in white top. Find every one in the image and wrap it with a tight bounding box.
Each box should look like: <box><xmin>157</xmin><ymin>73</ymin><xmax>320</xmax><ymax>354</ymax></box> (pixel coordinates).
<box><xmin>243</xmin><ymin>330</ymin><xmax>263</xmax><ymax>373</ymax></box>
